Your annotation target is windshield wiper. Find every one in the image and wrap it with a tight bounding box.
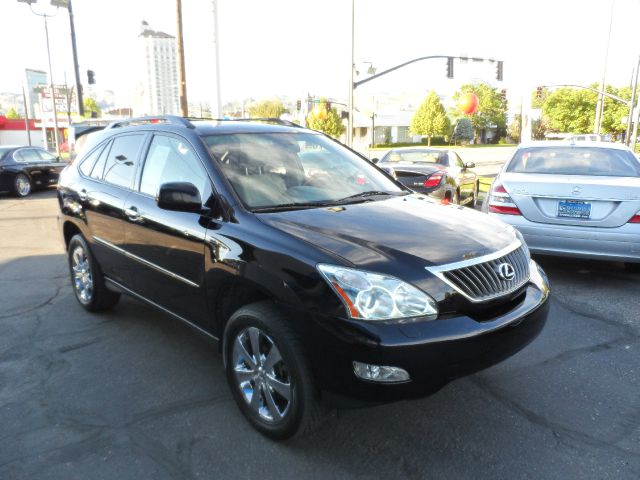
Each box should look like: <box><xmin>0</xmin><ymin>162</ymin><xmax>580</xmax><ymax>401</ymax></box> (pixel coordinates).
<box><xmin>335</xmin><ymin>190</ymin><xmax>404</xmax><ymax>204</ymax></box>
<box><xmin>251</xmin><ymin>201</ymin><xmax>335</xmax><ymax>213</ymax></box>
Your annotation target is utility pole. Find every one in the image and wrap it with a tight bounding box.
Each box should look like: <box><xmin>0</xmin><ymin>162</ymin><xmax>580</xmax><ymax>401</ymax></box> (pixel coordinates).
<box><xmin>43</xmin><ymin>14</ymin><xmax>61</xmax><ymax>154</ymax></box>
<box><xmin>176</xmin><ymin>0</ymin><xmax>188</xmax><ymax>116</ymax></box>
<box><xmin>594</xmin><ymin>0</ymin><xmax>615</xmax><ymax>135</ymax></box>
<box><xmin>347</xmin><ymin>0</ymin><xmax>355</xmax><ymax>147</ymax></box>
<box><xmin>625</xmin><ymin>56</ymin><xmax>640</xmax><ymax>145</ymax></box>
<box><xmin>211</xmin><ymin>0</ymin><xmax>222</xmax><ymax>118</ymax></box>
<box><xmin>22</xmin><ymin>84</ymin><xmax>32</xmax><ymax>146</ymax></box>
<box><xmin>66</xmin><ymin>0</ymin><xmax>83</xmax><ymax>116</ymax></box>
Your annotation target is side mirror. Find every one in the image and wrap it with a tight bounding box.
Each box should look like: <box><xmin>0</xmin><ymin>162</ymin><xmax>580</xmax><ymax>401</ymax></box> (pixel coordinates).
<box><xmin>464</xmin><ymin>161</ymin><xmax>476</xmax><ymax>169</ymax></box>
<box><xmin>157</xmin><ymin>182</ymin><xmax>202</xmax><ymax>213</ymax></box>
<box><xmin>371</xmin><ymin>157</ymin><xmax>380</xmax><ymax>164</ymax></box>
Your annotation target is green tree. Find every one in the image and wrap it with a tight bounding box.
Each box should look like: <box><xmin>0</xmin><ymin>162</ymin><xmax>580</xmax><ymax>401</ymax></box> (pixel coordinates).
<box><xmin>542</xmin><ymin>87</ymin><xmax>596</xmax><ymax>133</ymax></box>
<box><xmin>6</xmin><ymin>107</ymin><xmax>21</xmax><ymax>119</ymax></box>
<box><xmin>451</xmin><ymin>118</ymin><xmax>474</xmax><ymax>144</ymax></box>
<box><xmin>248</xmin><ymin>99</ymin><xmax>285</xmax><ymax>118</ymax></box>
<box><xmin>507</xmin><ymin>114</ymin><xmax>521</xmax><ymax>143</ymax></box>
<box><xmin>306</xmin><ymin>100</ymin><xmax>345</xmax><ymax>138</ymax></box>
<box><xmin>83</xmin><ymin>97</ymin><xmax>101</xmax><ymax>118</ymax></box>
<box><xmin>531</xmin><ymin>87</ymin><xmax>550</xmax><ymax>109</ymax></box>
<box><xmin>452</xmin><ymin>83</ymin><xmax>507</xmax><ymax>143</ymax></box>
<box><xmin>410</xmin><ymin>91</ymin><xmax>451</xmax><ymax>146</ymax></box>
<box><xmin>532</xmin><ymin>117</ymin><xmax>550</xmax><ymax>140</ymax></box>
<box><xmin>601</xmin><ymin>85</ymin><xmax>632</xmax><ymax>139</ymax></box>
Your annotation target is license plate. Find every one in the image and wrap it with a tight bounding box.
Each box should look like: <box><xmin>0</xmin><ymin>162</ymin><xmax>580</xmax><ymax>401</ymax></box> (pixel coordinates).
<box><xmin>558</xmin><ymin>200</ymin><xmax>591</xmax><ymax>219</ymax></box>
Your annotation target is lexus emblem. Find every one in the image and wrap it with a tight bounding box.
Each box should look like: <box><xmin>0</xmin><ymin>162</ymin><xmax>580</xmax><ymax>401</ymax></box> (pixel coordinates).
<box><xmin>497</xmin><ymin>262</ymin><xmax>516</xmax><ymax>281</ymax></box>
<box><xmin>572</xmin><ymin>186</ymin><xmax>582</xmax><ymax>196</ymax></box>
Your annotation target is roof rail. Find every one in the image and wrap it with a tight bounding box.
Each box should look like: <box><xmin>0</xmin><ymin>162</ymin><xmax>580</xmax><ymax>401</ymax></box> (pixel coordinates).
<box><xmin>106</xmin><ymin>115</ymin><xmax>195</xmax><ymax>130</ymax></box>
<box><xmin>187</xmin><ymin>117</ymin><xmax>304</xmax><ymax>128</ymax></box>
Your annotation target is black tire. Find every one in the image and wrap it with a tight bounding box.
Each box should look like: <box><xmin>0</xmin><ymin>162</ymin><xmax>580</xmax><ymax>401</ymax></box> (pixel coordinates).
<box><xmin>471</xmin><ymin>182</ymin><xmax>479</xmax><ymax>209</ymax></box>
<box><xmin>223</xmin><ymin>301</ymin><xmax>325</xmax><ymax>440</ymax></box>
<box><xmin>453</xmin><ymin>189</ymin><xmax>460</xmax><ymax>205</ymax></box>
<box><xmin>625</xmin><ymin>262</ymin><xmax>640</xmax><ymax>273</ymax></box>
<box><xmin>67</xmin><ymin>234</ymin><xmax>120</xmax><ymax>312</ymax></box>
<box><xmin>13</xmin><ymin>173</ymin><xmax>32</xmax><ymax>197</ymax></box>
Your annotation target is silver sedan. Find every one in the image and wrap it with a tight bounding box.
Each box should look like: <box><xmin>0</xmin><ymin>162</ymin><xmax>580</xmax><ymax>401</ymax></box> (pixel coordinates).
<box><xmin>484</xmin><ymin>141</ymin><xmax>640</xmax><ymax>270</ymax></box>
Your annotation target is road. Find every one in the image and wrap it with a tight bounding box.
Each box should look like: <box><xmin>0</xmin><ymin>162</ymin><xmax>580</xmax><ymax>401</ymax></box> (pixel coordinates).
<box><xmin>1</xmin><ymin>190</ymin><xmax>639</xmax><ymax>480</ymax></box>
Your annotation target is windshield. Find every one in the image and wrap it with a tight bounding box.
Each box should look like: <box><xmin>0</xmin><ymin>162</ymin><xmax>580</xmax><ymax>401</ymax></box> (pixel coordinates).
<box><xmin>0</xmin><ymin>147</ymin><xmax>13</xmax><ymax>159</ymax></box>
<box><xmin>381</xmin><ymin>150</ymin><xmax>447</xmax><ymax>165</ymax></box>
<box><xmin>508</xmin><ymin>147</ymin><xmax>640</xmax><ymax>177</ymax></box>
<box><xmin>203</xmin><ymin>132</ymin><xmax>404</xmax><ymax>210</ymax></box>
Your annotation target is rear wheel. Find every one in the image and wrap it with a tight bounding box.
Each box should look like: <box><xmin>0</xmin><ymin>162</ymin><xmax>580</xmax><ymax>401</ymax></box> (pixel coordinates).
<box><xmin>224</xmin><ymin>301</ymin><xmax>325</xmax><ymax>440</ymax></box>
<box><xmin>13</xmin><ymin>174</ymin><xmax>31</xmax><ymax>197</ymax></box>
<box><xmin>471</xmin><ymin>182</ymin><xmax>479</xmax><ymax>208</ymax></box>
<box><xmin>68</xmin><ymin>234</ymin><xmax>120</xmax><ymax>312</ymax></box>
<box><xmin>452</xmin><ymin>189</ymin><xmax>460</xmax><ymax>205</ymax></box>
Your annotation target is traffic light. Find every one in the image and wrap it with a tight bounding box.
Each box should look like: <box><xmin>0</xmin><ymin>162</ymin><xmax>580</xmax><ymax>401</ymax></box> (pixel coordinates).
<box><xmin>496</xmin><ymin>61</ymin><xmax>504</xmax><ymax>81</ymax></box>
<box><xmin>536</xmin><ymin>86</ymin><xmax>543</xmax><ymax>100</ymax></box>
<box><xmin>446</xmin><ymin>57</ymin><xmax>454</xmax><ymax>79</ymax></box>
<box><xmin>87</xmin><ymin>70</ymin><xmax>95</xmax><ymax>85</ymax></box>
<box><xmin>500</xmin><ymin>89</ymin><xmax>507</xmax><ymax>100</ymax></box>
<box><xmin>296</xmin><ymin>100</ymin><xmax>301</xmax><ymax>111</ymax></box>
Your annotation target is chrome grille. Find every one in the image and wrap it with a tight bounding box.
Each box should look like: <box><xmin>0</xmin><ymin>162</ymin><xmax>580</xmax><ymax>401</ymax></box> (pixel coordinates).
<box><xmin>428</xmin><ymin>244</ymin><xmax>530</xmax><ymax>302</ymax></box>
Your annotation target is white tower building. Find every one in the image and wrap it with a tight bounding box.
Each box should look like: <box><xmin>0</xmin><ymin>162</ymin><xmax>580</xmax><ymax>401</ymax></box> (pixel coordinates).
<box><xmin>135</xmin><ymin>21</ymin><xmax>179</xmax><ymax>116</ymax></box>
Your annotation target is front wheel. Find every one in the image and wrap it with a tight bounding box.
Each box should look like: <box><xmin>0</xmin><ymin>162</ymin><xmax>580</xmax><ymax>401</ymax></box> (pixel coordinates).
<box><xmin>68</xmin><ymin>234</ymin><xmax>120</xmax><ymax>312</ymax></box>
<box><xmin>13</xmin><ymin>174</ymin><xmax>32</xmax><ymax>197</ymax></box>
<box><xmin>224</xmin><ymin>301</ymin><xmax>325</xmax><ymax>440</ymax></box>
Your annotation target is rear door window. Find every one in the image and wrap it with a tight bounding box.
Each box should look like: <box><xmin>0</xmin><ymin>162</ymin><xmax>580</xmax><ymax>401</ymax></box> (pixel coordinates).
<box><xmin>103</xmin><ymin>134</ymin><xmax>145</xmax><ymax>189</ymax></box>
<box><xmin>79</xmin><ymin>144</ymin><xmax>105</xmax><ymax>176</ymax></box>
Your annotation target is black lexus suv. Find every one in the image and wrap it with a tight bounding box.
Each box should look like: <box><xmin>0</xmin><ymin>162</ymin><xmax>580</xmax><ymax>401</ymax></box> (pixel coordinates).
<box><xmin>57</xmin><ymin>116</ymin><xmax>549</xmax><ymax>440</ymax></box>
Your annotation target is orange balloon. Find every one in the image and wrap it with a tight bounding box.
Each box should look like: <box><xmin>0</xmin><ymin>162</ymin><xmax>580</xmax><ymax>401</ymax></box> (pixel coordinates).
<box><xmin>458</xmin><ymin>93</ymin><xmax>479</xmax><ymax>115</ymax></box>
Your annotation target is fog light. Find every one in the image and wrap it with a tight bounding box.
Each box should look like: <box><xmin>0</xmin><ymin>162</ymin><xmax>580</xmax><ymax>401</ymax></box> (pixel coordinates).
<box><xmin>353</xmin><ymin>361</ymin><xmax>410</xmax><ymax>383</ymax></box>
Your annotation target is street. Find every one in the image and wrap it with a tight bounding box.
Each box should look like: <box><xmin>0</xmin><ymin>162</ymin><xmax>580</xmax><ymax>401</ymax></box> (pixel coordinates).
<box><xmin>1</xmin><ymin>190</ymin><xmax>639</xmax><ymax>479</ymax></box>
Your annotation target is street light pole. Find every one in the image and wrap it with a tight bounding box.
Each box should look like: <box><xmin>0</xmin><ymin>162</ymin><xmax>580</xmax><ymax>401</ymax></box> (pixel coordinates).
<box><xmin>43</xmin><ymin>14</ymin><xmax>61</xmax><ymax>154</ymax></box>
<box><xmin>594</xmin><ymin>0</ymin><xmax>615</xmax><ymax>135</ymax></box>
<box><xmin>66</xmin><ymin>0</ymin><xmax>84</xmax><ymax>116</ymax></box>
<box><xmin>176</xmin><ymin>0</ymin><xmax>188</xmax><ymax>116</ymax></box>
<box><xmin>211</xmin><ymin>0</ymin><xmax>222</xmax><ymax>118</ymax></box>
<box><xmin>18</xmin><ymin>0</ymin><xmax>61</xmax><ymax>154</ymax></box>
<box><xmin>347</xmin><ymin>0</ymin><xmax>355</xmax><ymax>147</ymax></box>
<box><xmin>625</xmin><ymin>55</ymin><xmax>640</xmax><ymax>145</ymax></box>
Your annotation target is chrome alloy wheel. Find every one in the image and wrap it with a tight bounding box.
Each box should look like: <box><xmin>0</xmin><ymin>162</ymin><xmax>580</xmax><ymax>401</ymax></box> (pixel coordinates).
<box><xmin>15</xmin><ymin>175</ymin><xmax>31</xmax><ymax>196</ymax></box>
<box><xmin>71</xmin><ymin>246</ymin><xmax>93</xmax><ymax>303</ymax></box>
<box><xmin>232</xmin><ymin>327</ymin><xmax>292</xmax><ymax>422</ymax></box>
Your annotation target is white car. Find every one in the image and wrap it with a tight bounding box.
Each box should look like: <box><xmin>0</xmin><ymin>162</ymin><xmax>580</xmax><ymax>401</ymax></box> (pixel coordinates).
<box><xmin>485</xmin><ymin>141</ymin><xmax>640</xmax><ymax>270</ymax></box>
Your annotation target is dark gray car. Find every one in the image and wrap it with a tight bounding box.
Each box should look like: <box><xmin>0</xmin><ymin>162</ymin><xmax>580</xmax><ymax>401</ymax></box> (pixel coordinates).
<box><xmin>376</xmin><ymin>148</ymin><xmax>478</xmax><ymax>206</ymax></box>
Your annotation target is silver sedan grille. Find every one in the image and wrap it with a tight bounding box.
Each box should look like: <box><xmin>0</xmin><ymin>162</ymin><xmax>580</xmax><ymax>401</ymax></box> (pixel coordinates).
<box><xmin>426</xmin><ymin>243</ymin><xmax>530</xmax><ymax>302</ymax></box>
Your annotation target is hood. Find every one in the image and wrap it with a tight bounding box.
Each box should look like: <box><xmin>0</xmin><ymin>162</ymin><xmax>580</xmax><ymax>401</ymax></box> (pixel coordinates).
<box><xmin>257</xmin><ymin>195</ymin><xmax>516</xmax><ymax>272</ymax></box>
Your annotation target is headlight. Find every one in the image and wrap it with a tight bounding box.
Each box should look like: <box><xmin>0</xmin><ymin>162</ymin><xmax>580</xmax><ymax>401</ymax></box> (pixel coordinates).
<box><xmin>317</xmin><ymin>264</ymin><xmax>438</xmax><ymax>321</ymax></box>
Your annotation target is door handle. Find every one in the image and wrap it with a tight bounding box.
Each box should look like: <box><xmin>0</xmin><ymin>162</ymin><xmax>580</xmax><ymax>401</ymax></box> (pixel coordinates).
<box><xmin>124</xmin><ymin>206</ymin><xmax>141</xmax><ymax>221</ymax></box>
<box><xmin>78</xmin><ymin>189</ymin><xmax>88</xmax><ymax>201</ymax></box>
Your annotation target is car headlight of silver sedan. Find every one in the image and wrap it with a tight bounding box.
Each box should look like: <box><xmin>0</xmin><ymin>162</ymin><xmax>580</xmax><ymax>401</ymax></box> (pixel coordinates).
<box><xmin>317</xmin><ymin>264</ymin><xmax>438</xmax><ymax>321</ymax></box>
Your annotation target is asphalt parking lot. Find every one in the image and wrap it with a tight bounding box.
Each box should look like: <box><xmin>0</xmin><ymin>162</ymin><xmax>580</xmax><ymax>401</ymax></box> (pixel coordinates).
<box><xmin>1</xmin><ymin>190</ymin><xmax>639</xmax><ymax>480</ymax></box>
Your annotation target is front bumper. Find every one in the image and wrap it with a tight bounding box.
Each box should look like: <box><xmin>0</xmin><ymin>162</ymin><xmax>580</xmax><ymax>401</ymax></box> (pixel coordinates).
<box><xmin>296</xmin><ymin>260</ymin><xmax>550</xmax><ymax>405</ymax></box>
<box><xmin>488</xmin><ymin>213</ymin><xmax>640</xmax><ymax>263</ymax></box>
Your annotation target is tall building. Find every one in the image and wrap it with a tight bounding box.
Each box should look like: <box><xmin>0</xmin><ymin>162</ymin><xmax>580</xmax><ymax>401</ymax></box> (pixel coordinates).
<box><xmin>134</xmin><ymin>21</ymin><xmax>179</xmax><ymax>116</ymax></box>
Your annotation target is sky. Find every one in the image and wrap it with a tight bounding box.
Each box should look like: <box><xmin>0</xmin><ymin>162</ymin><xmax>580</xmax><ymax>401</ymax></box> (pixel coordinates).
<box><xmin>1</xmin><ymin>0</ymin><xmax>639</xmax><ymax>112</ymax></box>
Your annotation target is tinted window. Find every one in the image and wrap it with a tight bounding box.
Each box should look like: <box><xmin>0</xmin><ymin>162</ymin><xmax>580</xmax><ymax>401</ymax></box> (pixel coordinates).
<box><xmin>37</xmin><ymin>149</ymin><xmax>58</xmax><ymax>162</ymax></box>
<box><xmin>103</xmin><ymin>134</ymin><xmax>145</xmax><ymax>188</ymax></box>
<box><xmin>450</xmin><ymin>152</ymin><xmax>464</xmax><ymax>168</ymax></box>
<box><xmin>90</xmin><ymin>141</ymin><xmax>112</xmax><ymax>180</ymax></box>
<box><xmin>140</xmin><ymin>135</ymin><xmax>208</xmax><ymax>197</ymax></box>
<box><xmin>508</xmin><ymin>147</ymin><xmax>640</xmax><ymax>177</ymax></box>
<box><xmin>14</xmin><ymin>149</ymin><xmax>42</xmax><ymax>163</ymax></box>
<box><xmin>79</xmin><ymin>144</ymin><xmax>105</xmax><ymax>176</ymax></box>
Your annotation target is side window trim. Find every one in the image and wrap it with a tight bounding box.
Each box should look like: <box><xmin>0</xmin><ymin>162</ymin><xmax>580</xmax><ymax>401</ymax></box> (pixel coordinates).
<box><xmin>90</xmin><ymin>139</ymin><xmax>113</xmax><ymax>180</ymax></box>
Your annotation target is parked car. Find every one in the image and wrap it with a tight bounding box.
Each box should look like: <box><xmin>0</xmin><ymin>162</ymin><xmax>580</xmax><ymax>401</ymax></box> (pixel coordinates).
<box><xmin>375</xmin><ymin>147</ymin><xmax>478</xmax><ymax>206</ymax></box>
<box><xmin>485</xmin><ymin>141</ymin><xmax>640</xmax><ymax>270</ymax></box>
<box><xmin>0</xmin><ymin>145</ymin><xmax>65</xmax><ymax>197</ymax></box>
<box><xmin>58</xmin><ymin>116</ymin><xmax>549</xmax><ymax>440</ymax></box>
